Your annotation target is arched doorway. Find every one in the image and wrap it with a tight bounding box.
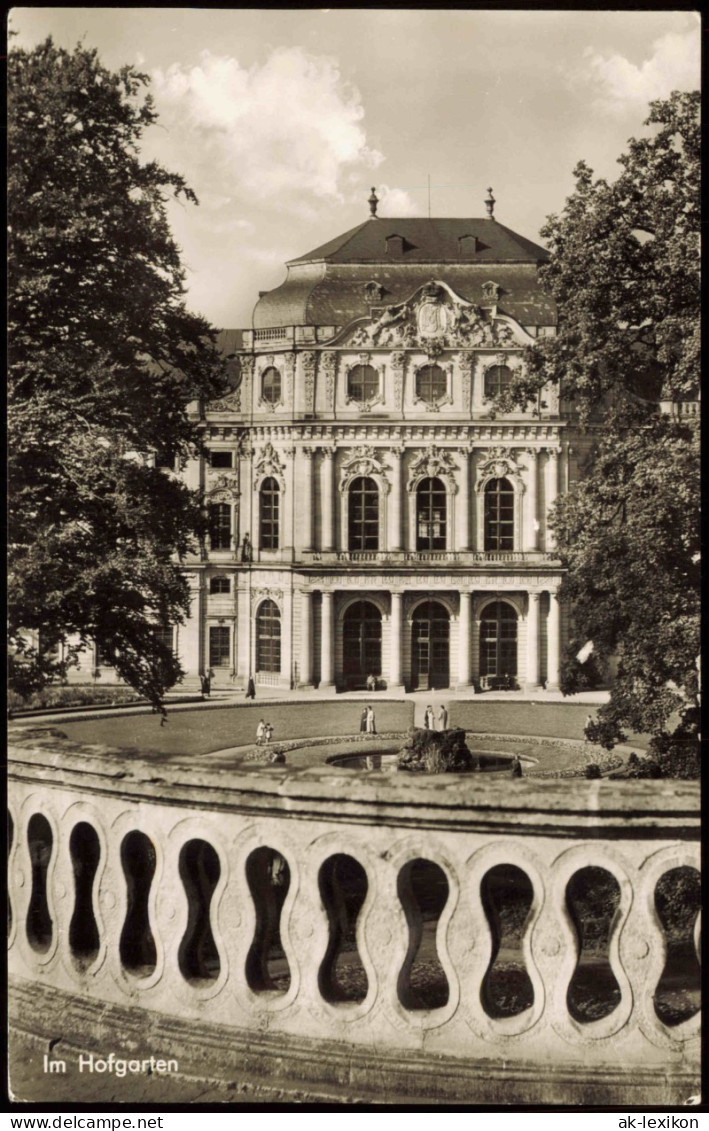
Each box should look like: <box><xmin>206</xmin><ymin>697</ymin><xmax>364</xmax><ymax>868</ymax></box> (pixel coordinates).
<box><xmin>479</xmin><ymin>602</ymin><xmax>518</xmax><ymax>688</ymax></box>
<box><xmin>411</xmin><ymin>601</ymin><xmax>450</xmax><ymax>690</ymax></box>
<box><xmin>342</xmin><ymin>601</ymin><xmax>382</xmax><ymax>690</ymax></box>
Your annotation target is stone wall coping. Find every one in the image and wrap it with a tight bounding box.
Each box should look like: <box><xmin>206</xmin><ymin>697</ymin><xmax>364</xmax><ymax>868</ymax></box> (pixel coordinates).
<box><xmin>9</xmin><ymin>731</ymin><xmax>699</xmax><ymax>839</ymax></box>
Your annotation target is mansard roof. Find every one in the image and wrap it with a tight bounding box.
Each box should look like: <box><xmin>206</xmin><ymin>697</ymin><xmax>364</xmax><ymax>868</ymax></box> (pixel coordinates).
<box><xmin>288</xmin><ymin>218</ymin><xmax>549</xmax><ymax>265</ymax></box>
<box><xmin>253</xmin><ymin>217</ymin><xmax>555</xmax><ymax>330</ymax></box>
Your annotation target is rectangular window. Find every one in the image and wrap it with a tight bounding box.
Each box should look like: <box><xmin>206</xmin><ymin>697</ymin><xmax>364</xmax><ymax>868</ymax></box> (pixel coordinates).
<box><xmin>209</xmin><ymin>626</ymin><xmax>231</xmax><ymax>668</ymax></box>
<box><xmin>210</xmin><ymin>576</ymin><xmax>231</xmax><ymax>595</ymax></box>
<box><xmin>96</xmin><ymin>640</ymin><xmax>116</xmax><ymax>666</ymax></box>
<box><xmin>209</xmin><ymin>503</ymin><xmax>232</xmax><ymax>550</ymax></box>
<box><xmin>210</xmin><ymin>450</ymin><xmax>233</xmax><ymax>469</ymax></box>
<box><xmin>153</xmin><ymin>626</ymin><xmax>174</xmax><ymax>654</ymax></box>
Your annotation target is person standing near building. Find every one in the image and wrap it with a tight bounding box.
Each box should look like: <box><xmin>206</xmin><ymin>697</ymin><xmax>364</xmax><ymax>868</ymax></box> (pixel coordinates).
<box><xmin>256</xmin><ymin>719</ymin><xmax>266</xmax><ymax>745</ymax></box>
<box><xmin>246</xmin><ymin>675</ymin><xmax>256</xmax><ymax>700</ymax></box>
<box><xmin>366</xmin><ymin>705</ymin><xmax>376</xmax><ymax>734</ymax></box>
<box><xmin>436</xmin><ymin>703</ymin><xmax>448</xmax><ymax>731</ymax></box>
<box><xmin>424</xmin><ymin>705</ymin><xmax>434</xmax><ymax>730</ymax></box>
<box><xmin>265</xmin><ymin>721</ymin><xmax>273</xmax><ymax>744</ymax></box>
<box><xmin>360</xmin><ymin>706</ymin><xmax>368</xmax><ymax>734</ymax></box>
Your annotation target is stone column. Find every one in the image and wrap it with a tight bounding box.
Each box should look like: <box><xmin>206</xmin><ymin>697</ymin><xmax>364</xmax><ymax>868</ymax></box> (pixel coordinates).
<box><xmin>299</xmin><ymin>590</ymin><xmax>312</xmax><ymax>687</ymax></box>
<box><xmin>457</xmin><ymin>590</ymin><xmax>471</xmax><ymax>687</ymax></box>
<box><xmin>281</xmin><ymin>587</ymin><xmax>293</xmax><ymax>687</ymax></box>
<box><xmin>320</xmin><ymin>449</ymin><xmax>335</xmax><ymax>552</ymax></box>
<box><xmin>282</xmin><ymin>448</ymin><xmax>295</xmax><ymax>554</ymax></box>
<box><xmin>389</xmin><ymin>592</ymin><xmax>403</xmax><ymax>689</ymax></box>
<box><xmin>180</xmin><ymin>571</ymin><xmax>203</xmax><ymax>681</ymax></box>
<box><xmin>407</xmin><ymin>484</ymin><xmax>418</xmax><ymax>552</ymax></box>
<box><xmin>545</xmin><ymin>448</ymin><xmax>559</xmax><ymax>551</ymax></box>
<box><xmin>547</xmin><ymin>591</ymin><xmax>561</xmax><ymax>690</ymax></box>
<box><xmin>296</xmin><ymin>447</ymin><xmax>313</xmax><ymax>554</ymax></box>
<box><xmin>526</xmin><ymin>591</ymin><xmax>541</xmax><ymax>690</ymax></box>
<box><xmin>457</xmin><ymin>451</ymin><xmax>471</xmax><ymax>551</ymax></box>
<box><xmin>320</xmin><ymin>590</ymin><xmax>334</xmax><ymax>687</ymax></box>
<box><xmin>388</xmin><ymin>448</ymin><xmax>403</xmax><ymax>552</ymax></box>
<box><xmin>525</xmin><ymin>449</ymin><xmax>538</xmax><ymax>551</ymax></box>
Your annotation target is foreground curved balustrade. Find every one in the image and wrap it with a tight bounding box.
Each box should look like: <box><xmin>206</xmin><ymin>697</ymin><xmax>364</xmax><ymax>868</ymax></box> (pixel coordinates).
<box><xmin>8</xmin><ymin>724</ymin><xmax>700</xmax><ymax>1105</ymax></box>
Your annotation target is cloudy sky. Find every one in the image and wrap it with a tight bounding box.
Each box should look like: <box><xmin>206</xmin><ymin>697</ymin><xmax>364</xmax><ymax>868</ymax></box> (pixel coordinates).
<box><xmin>11</xmin><ymin>8</ymin><xmax>700</xmax><ymax>330</ymax></box>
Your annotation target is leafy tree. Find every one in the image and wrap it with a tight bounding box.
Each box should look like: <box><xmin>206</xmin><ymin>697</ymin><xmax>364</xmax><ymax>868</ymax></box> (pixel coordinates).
<box><xmin>500</xmin><ymin>92</ymin><xmax>700</xmax><ymax>760</ymax></box>
<box><xmin>9</xmin><ymin>38</ymin><xmax>227</xmax><ymax>713</ymax></box>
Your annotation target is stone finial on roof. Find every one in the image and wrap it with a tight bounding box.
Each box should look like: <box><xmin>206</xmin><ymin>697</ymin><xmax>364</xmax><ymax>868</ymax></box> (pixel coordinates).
<box><xmin>485</xmin><ymin>187</ymin><xmax>496</xmax><ymax>219</ymax></box>
<box><xmin>368</xmin><ymin>187</ymin><xmax>379</xmax><ymax>218</ymax></box>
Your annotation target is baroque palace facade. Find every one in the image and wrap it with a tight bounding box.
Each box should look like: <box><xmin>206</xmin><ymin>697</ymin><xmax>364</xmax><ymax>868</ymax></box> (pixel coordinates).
<box><xmin>168</xmin><ymin>193</ymin><xmax>589</xmax><ymax>694</ymax></box>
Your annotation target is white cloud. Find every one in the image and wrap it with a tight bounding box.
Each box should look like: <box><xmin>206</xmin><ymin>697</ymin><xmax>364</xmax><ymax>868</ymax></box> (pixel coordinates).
<box><xmin>152</xmin><ymin>47</ymin><xmax>383</xmax><ymax>212</ymax></box>
<box><xmin>579</xmin><ymin>30</ymin><xmax>700</xmax><ymax>114</ymax></box>
<box><xmin>376</xmin><ymin>185</ymin><xmax>419</xmax><ymax>217</ymax></box>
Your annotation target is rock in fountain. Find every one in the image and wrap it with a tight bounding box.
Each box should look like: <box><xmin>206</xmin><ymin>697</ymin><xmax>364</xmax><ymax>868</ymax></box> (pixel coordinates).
<box><xmin>397</xmin><ymin>727</ymin><xmax>479</xmax><ymax>774</ymax></box>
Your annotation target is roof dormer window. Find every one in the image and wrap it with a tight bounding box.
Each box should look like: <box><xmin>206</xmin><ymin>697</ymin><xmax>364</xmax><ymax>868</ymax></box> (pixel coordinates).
<box><xmin>385</xmin><ymin>234</ymin><xmax>404</xmax><ymax>257</ymax></box>
<box><xmin>459</xmin><ymin>234</ymin><xmax>478</xmax><ymax>256</ymax></box>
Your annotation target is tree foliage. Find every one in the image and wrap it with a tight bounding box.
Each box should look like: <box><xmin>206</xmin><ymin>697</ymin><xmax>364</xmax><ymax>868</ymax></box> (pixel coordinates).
<box><xmin>8</xmin><ymin>38</ymin><xmax>227</xmax><ymax>712</ymax></box>
<box><xmin>501</xmin><ymin>92</ymin><xmax>700</xmax><ymax>756</ymax></box>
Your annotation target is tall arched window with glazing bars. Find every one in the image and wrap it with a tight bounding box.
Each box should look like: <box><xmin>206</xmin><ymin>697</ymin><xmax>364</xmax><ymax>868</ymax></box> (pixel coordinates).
<box><xmin>256</xmin><ymin>600</ymin><xmax>281</xmax><ymax>673</ymax></box>
<box><xmin>348</xmin><ymin>477</ymin><xmax>379</xmax><ymax>551</ymax></box>
<box><xmin>416</xmin><ymin>477</ymin><xmax>446</xmax><ymax>550</ymax></box>
<box><xmin>259</xmin><ymin>477</ymin><xmax>280</xmax><ymax>550</ymax></box>
<box><xmin>484</xmin><ymin>477</ymin><xmax>514</xmax><ymax>551</ymax></box>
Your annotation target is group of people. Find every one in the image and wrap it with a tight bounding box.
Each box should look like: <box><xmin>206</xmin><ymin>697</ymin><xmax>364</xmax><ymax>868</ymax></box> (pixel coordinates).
<box><xmin>424</xmin><ymin>703</ymin><xmax>448</xmax><ymax>731</ymax></box>
<box><xmin>359</xmin><ymin>705</ymin><xmax>377</xmax><ymax>734</ymax></box>
<box><xmin>255</xmin><ymin>718</ymin><xmax>274</xmax><ymax>745</ymax></box>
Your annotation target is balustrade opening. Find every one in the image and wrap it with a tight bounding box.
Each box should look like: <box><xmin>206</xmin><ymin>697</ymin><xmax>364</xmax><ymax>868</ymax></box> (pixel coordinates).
<box><xmin>480</xmin><ymin>864</ymin><xmax>535</xmax><ymax>1018</ymax></box>
<box><xmin>8</xmin><ymin>811</ymin><xmax>14</xmax><ymax>937</ymax></box>
<box><xmin>119</xmin><ymin>831</ymin><xmax>157</xmax><ymax>976</ymax></box>
<box><xmin>653</xmin><ymin>866</ymin><xmax>701</xmax><ymax>1027</ymax></box>
<box><xmin>178</xmin><ymin>839</ymin><xmax>221</xmax><ymax>984</ymax></box>
<box><xmin>69</xmin><ymin>822</ymin><xmax>100</xmax><ymax>968</ymax></box>
<box><xmin>245</xmin><ymin>847</ymin><xmax>291</xmax><ymax>994</ymax></box>
<box><xmin>26</xmin><ymin>814</ymin><xmax>53</xmax><ymax>953</ymax></box>
<box><xmin>318</xmin><ymin>854</ymin><xmax>369</xmax><ymax>1004</ymax></box>
<box><xmin>397</xmin><ymin>858</ymin><xmax>450</xmax><ymax>1011</ymax></box>
<box><xmin>565</xmin><ymin>866</ymin><xmax>621</xmax><ymax>1023</ymax></box>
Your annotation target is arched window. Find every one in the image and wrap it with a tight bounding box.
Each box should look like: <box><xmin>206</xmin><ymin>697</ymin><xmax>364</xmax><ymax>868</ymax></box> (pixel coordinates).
<box><xmin>484</xmin><ymin>365</ymin><xmax>512</xmax><ymax>400</ymax></box>
<box><xmin>484</xmin><ymin>478</ymin><xmax>514</xmax><ymax>551</ymax></box>
<box><xmin>416</xmin><ymin>477</ymin><xmax>446</xmax><ymax>550</ymax></box>
<box><xmin>347</xmin><ymin>364</ymin><xmax>379</xmax><ymax>403</ymax></box>
<box><xmin>411</xmin><ymin>601</ymin><xmax>450</xmax><ymax>690</ymax></box>
<box><xmin>348</xmin><ymin>477</ymin><xmax>379</xmax><ymax>551</ymax></box>
<box><xmin>256</xmin><ymin>600</ymin><xmax>281</xmax><ymax>673</ymax></box>
<box><xmin>343</xmin><ymin>601</ymin><xmax>382</xmax><ymax>687</ymax></box>
<box><xmin>480</xmin><ymin>602</ymin><xmax>518</xmax><ymax>681</ymax></box>
<box><xmin>416</xmin><ymin>364</ymin><xmax>446</xmax><ymax>403</ymax></box>
<box><xmin>261</xmin><ymin>367</ymin><xmax>282</xmax><ymax>404</ymax></box>
<box><xmin>259</xmin><ymin>477</ymin><xmax>280</xmax><ymax>550</ymax></box>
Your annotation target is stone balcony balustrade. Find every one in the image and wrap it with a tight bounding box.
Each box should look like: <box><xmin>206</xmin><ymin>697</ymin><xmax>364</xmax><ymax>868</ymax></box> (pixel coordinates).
<box><xmin>303</xmin><ymin>549</ymin><xmax>559</xmax><ymax>568</ymax></box>
<box><xmin>8</xmin><ymin>729</ymin><xmax>700</xmax><ymax>1105</ymax></box>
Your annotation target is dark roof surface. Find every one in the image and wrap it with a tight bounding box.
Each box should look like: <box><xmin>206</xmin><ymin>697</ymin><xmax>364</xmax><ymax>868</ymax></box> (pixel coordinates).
<box><xmin>216</xmin><ymin>328</ymin><xmax>244</xmax><ymax>354</ymax></box>
<box><xmin>289</xmin><ymin>218</ymin><xmax>548</xmax><ymax>265</ymax></box>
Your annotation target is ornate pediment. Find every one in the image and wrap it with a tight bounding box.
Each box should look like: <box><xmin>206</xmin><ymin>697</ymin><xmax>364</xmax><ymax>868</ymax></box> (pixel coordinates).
<box><xmin>407</xmin><ymin>445</ymin><xmax>458</xmax><ymax>492</ymax></box>
<box><xmin>253</xmin><ymin>442</ymin><xmax>286</xmax><ymax>490</ymax></box>
<box><xmin>475</xmin><ymin>446</ymin><xmax>524</xmax><ymax>491</ymax></box>
<box><xmin>339</xmin><ymin>445</ymin><xmax>388</xmax><ymax>488</ymax></box>
<box><xmin>206</xmin><ymin>474</ymin><xmax>240</xmax><ymax>502</ymax></box>
<box><xmin>332</xmin><ymin>280</ymin><xmax>525</xmax><ymax>350</ymax></box>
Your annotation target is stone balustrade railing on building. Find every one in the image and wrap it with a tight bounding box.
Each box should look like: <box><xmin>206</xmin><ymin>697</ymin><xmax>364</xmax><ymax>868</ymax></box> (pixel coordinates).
<box><xmin>8</xmin><ymin>728</ymin><xmax>699</xmax><ymax>1105</ymax></box>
